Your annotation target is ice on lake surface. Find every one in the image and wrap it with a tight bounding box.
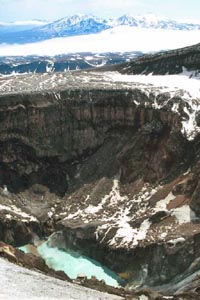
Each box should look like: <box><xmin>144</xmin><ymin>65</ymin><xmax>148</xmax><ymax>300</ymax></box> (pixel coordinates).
<box><xmin>20</xmin><ymin>242</ymin><xmax>122</xmax><ymax>287</ymax></box>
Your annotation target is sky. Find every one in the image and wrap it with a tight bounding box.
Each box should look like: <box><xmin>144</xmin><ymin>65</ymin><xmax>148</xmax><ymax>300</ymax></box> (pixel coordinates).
<box><xmin>0</xmin><ymin>0</ymin><xmax>200</xmax><ymax>22</ymax></box>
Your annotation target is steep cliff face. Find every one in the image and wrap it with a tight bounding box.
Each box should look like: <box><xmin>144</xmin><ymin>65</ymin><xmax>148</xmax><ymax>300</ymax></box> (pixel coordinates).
<box><xmin>0</xmin><ymin>83</ymin><xmax>184</xmax><ymax>195</ymax></box>
<box><xmin>0</xmin><ymin>70</ymin><xmax>200</xmax><ymax>297</ymax></box>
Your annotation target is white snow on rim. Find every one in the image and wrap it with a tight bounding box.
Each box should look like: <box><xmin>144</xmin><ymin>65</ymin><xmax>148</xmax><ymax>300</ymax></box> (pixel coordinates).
<box><xmin>0</xmin><ymin>66</ymin><xmax>200</xmax><ymax>140</ymax></box>
<box><xmin>104</xmin><ymin>70</ymin><xmax>200</xmax><ymax>99</ymax></box>
<box><xmin>104</xmin><ymin>70</ymin><xmax>200</xmax><ymax>140</ymax></box>
<box><xmin>0</xmin><ymin>26</ymin><xmax>200</xmax><ymax>56</ymax></box>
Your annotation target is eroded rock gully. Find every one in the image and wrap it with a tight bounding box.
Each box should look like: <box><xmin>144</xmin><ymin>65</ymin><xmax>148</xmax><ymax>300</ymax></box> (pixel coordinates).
<box><xmin>0</xmin><ymin>85</ymin><xmax>199</xmax><ymax>299</ymax></box>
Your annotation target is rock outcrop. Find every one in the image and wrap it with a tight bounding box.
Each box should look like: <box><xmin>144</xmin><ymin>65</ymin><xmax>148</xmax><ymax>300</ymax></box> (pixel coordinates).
<box><xmin>108</xmin><ymin>42</ymin><xmax>200</xmax><ymax>75</ymax></box>
<box><xmin>0</xmin><ymin>241</ymin><xmax>71</xmax><ymax>281</ymax></box>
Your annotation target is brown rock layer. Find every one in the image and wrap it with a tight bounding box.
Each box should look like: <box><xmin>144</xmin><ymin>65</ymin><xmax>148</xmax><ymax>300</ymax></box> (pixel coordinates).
<box><xmin>0</xmin><ymin>89</ymin><xmax>184</xmax><ymax>196</ymax></box>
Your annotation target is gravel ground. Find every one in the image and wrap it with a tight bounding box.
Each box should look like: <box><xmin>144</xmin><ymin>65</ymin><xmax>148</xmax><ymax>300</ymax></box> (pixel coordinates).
<box><xmin>0</xmin><ymin>258</ymin><xmax>123</xmax><ymax>300</ymax></box>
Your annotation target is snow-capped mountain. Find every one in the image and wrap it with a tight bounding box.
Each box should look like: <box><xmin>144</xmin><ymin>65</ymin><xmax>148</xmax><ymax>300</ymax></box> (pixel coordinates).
<box><xmin>41</xmin><ymin>14</ymin><xmax>109</xmax><ymax>33</ymax></box>
<box><xmin>0</xmin><ymin>14</ymin><xmax>110</xmax><ymax>43</ymax></box>
<box><xmin>43</xmin><ymin>14</ymin><xmax>200</xmax><ymax>33</ymax></box>
<box><xmin>115</xmin><ymin>14</ymin><xmax>200</xmax><ymax>30</ymax></box>
<box><xmin>1</xmin><ymin>14</ymin><xmax>200</xmax><ymax>45</ymax></box>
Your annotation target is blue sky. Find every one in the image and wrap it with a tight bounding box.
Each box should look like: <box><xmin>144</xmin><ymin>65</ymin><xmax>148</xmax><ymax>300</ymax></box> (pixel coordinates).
<box><xmin>0</xmin><ymin>0</ymin><xmax>200</xmax><ymax>22</ymax></box>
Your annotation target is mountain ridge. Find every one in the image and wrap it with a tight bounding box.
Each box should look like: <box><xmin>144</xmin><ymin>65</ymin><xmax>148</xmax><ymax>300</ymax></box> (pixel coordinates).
<box><xmin>1</xmin><ymin>14</ymin><xmax>200</xmax><ymax>44</ymax></box>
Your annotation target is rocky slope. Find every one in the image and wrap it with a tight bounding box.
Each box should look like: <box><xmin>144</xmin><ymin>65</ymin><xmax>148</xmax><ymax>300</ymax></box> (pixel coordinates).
<box><xmin>0</xmin><ymin>65</ymin><xmax>200</xmax><ymax>299</ymax></box>
<box><xmin>0</xmin><ymin>52</ymin><xmax>141</xmax><ymax>75</ymax></box>
<box><xmin>112</xmin><ymin>42</ymin><xmax>200</xmax><ymax>75</ymax></box>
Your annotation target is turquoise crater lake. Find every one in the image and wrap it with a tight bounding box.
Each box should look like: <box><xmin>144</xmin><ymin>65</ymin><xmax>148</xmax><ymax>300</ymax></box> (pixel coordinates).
<box><xmin>19</xmin><ymin>242</ymin><xmax>122</xmax><ymax>287</ymax></box>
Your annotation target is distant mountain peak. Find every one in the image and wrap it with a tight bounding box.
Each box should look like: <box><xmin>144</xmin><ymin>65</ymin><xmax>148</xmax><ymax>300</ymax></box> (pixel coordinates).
<box><xmin>1</xmin><ymin>14</ymin><xmax>200</xmax><ymax>45</ymax></box>
<box><xmin>117</xmin><ymin>15</ymin><xmax>137</xmax><ymax>26</ymax></box>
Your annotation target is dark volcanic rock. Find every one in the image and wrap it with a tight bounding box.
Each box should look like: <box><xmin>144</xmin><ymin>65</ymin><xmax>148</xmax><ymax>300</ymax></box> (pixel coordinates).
<box><xmin>0</xmin><ymin>87</ymin><xmax>185</xmax><ymax>195</ymax></box>
<box><xmin>107</xmin><ymin>43</ymin><xmax>200</xmax><ymax>75</ymax></box>
<box><xmin>0</xmin><ymin>216</ymin><xmax>40</xmax><ymax>246</ymax></box>
<box><xmin>0</xmin><ymin>52</ymin><xmax>141</xmax><ymax>75</ymax></box>
<box><xmin>0</xmin><ymin>241</ymin><xmax>71</xmax><ymax>282</ymax></box>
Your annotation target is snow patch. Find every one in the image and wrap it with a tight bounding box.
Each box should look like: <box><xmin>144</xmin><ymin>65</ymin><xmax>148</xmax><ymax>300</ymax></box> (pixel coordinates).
<box><xmin>108</xmin><ymin>179</ymin><xmax>127</xmax><ymax>205</ymax></box>
<box><xmin>104</xmin><ymin>71</ymin><xmax>200</xmax><ymax>99</ymax></box>
<box><xmin>139</xmin><ymin>294</ymin><xmax>149</xmax><ymax>300</ymax></box>
<box><xmin>85</xmin><ymin>204</ymin><xmax>102</xmax><ymax>214</ymax></box>
<box><xmin>160</xmin><ymin>232</ymin><xmax>168</xmax><ymax>239</ymax></box>
<box><xmin>172</xmin><ymin>205</ymin><xmax>196</xmax><ymax>224</ymax></box>
<box><xmin>154</xmin><ymin>192</ymin><xmax>197</xmax><ymax>224</ymax></box>
<box><xmin>155</xmin><ymin>192</ymin><xmax>176</xmax><ymax>211</ymax></box>
<box><xmin>132</xmin><ymin>219</ymin><xmax>152</xmax><ymax>245</ymax></box>
<box><xmin>0</xmin><ymin>204</ymin><xmax>37</xmax><ymax>222</ymax></box>
<box><xmin>0</xmin><ymin>257</ymin><xmax>121</xmax><ymax>300</ymax></box>
<box><xmin>88</xmin><ymin>182</ymin><xmax>158</xmax><ymax>248</ymax></box>
<box><xmin>5</xmin><ymin>214</ymin><xmax>12</xmax><ymax>219</ymax></box>
<box><xmin>110</xmin><ymin>215</ymin><xmax>151</xmax><ymax>247</ymax></box>
<box><xmin>167</xmin><ymin>237</ymin><xmax>185</xmax><ymax>247</ymax></box>
<box><xmin>64</xmin><ymin>209</ymin><xmax>84</xmax><ymax>220</ymax></box>
<box><xmin>84</xmin><ymin>179</ymin><xmax>127</xmax><ymax>216</ymax></box>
